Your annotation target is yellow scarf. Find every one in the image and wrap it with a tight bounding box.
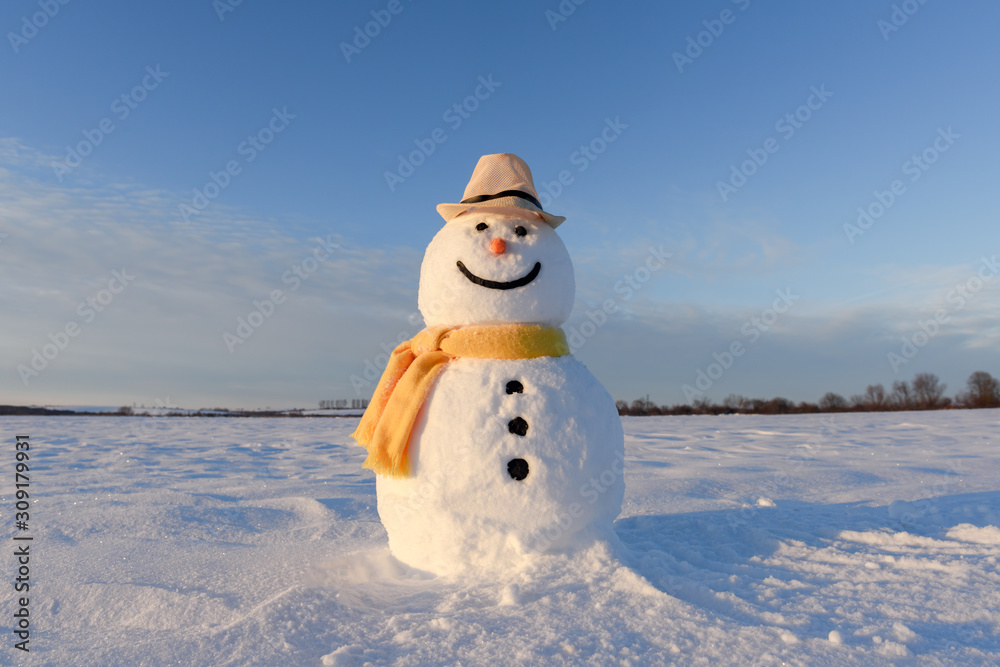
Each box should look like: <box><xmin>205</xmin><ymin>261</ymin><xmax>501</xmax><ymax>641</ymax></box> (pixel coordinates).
<box><xmin>352</xmin><ymin>324</ymin><xmax>570</xmax><ymax>478</ymax></box>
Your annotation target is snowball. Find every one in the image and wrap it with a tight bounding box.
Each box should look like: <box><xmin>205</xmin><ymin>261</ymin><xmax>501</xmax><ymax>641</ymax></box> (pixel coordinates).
<box><xmin>892</xmin><ymin>622</ymin><xmax>918</xmax><ymax>643</ymax></box>
<box><xmin>321</xmin><ymin>645</ymin><xmax>364</xmax><ymax>666</ymax></box>
<box><xmin>778</xmin><ymin>629</ymin><xmax>799</xmax><ymax>644</ymax></box>
<box><xmin>418</xmin><ymin>211</ymin><xmax>575</xmax><ymax>327</ymax></box>
<box><xmin>499</xmin><ymin>583</ymin><xmax>521</xmax><ymax>606</ymax></box>
<box><xmin>376</xmin><ymin>356</ymin><xmax>625</xmax><ymax>575</ymax></box>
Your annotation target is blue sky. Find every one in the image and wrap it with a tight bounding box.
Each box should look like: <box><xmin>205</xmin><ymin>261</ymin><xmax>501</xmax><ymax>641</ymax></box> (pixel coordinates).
<box><xmin>2</xmin><ymin>0</ymin><xmax>998</xmax><ymax>409</ymax></box>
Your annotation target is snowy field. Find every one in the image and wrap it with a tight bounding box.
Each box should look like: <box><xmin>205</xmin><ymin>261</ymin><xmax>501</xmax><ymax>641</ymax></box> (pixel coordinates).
<box><xmin>2</xmin><ymin>410</ymin><xmax>999</xmax><ymax>665</ymax></box>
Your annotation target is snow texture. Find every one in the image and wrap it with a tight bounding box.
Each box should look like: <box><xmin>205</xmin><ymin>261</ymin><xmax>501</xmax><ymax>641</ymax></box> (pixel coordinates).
<box><xmin>2</xmin><ymin>409</ymin><xmax>998</xmax><ymax>665</ymax></box>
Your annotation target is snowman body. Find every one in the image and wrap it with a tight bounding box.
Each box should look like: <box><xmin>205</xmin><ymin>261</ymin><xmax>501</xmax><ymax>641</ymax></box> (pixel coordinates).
<box><xmin>377</xmin><ymin>355</ymin><xmax>624</xmax><ymax>574</ymax></box>
<box><xmin>372</xmin><ymin>208</ymin><xmax>625</xmax><ymax>575</ymax></box>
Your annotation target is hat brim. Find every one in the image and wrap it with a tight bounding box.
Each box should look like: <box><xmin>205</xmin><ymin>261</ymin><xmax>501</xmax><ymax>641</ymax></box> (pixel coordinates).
<box><xmin>436</xmin><ymin>197</ymin><xmax>565</xmax><ymax>228</ymax></box>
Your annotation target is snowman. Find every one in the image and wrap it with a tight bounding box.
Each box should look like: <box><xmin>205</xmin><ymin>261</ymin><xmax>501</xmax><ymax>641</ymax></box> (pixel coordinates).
<box><xmin>353</xmin><ymin>153</ymin><xmax>624</xmax><ymax>576</ymax></box>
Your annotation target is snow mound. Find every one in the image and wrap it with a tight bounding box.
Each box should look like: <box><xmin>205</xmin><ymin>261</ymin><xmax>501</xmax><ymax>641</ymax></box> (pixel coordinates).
<box><xmin>946</xmin><ymin>523</ymin><xmax>1000</xmax><ymax>544</ymax></box>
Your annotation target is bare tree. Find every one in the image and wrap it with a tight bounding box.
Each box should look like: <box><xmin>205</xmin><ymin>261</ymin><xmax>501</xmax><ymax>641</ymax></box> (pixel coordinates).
<box><xmin>850</xmin><ymin>383</ymin><xmax>887</xmax><ymax>411</ymax></box>
<box><xmin>692</xmin><ymin>397</ymin><xmax>714</xmax><ymax>415</ymax></box>
<box><xmin>723</xmin><ymin>394</ymin><xmax>750</xmax><ymax>412</ymax></box>
<box><xmin>819</xmin><ymin>392</ymin><xmax>848</xmax><ymax>411</ymax></box>
<box><xmin>912</xmin><ymin>373</ymin><xmax>947</xmax><ymax>409</ymax></box>
<box><xmin>768</xmin><ymin>397</ymin><xmax>794</xmax><ymax>414</ymax></box>
<box><xmin>891</xmin><ymin>380</ymin><xmax>913</xmax><ymax>410</ymax></box>
<box><xmin>961</xmin><ymin>371</ymin><xmax>1000</xmax><ymax>408</ymax></box>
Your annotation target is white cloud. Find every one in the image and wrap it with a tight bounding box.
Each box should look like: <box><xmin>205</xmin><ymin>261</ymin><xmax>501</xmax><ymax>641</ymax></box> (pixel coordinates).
<box><xmin>3</xmin><ymin>139</ymin><xmax>997</xmax><ymax>408</ymax></box>
<box><xmin>0</xmin><ymin>137</ymin><xmax>59</xmax><ymax>170</ymax></box>
<box><xmin>1</xmin><ymin>140</ymin><xmax>421</xmax><ymax>408</ymax></box>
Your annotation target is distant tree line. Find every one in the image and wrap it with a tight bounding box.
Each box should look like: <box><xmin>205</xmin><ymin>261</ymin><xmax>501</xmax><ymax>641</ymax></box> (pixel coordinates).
<box><xmin>319</xmin><ymin>399</ymin><xmax>369</xmax><ymax>409</ymax></box>
<box><xmin>617</xmin><ymin>370</ymin><xmax>1000</xmax><ymax>416</ymax></box>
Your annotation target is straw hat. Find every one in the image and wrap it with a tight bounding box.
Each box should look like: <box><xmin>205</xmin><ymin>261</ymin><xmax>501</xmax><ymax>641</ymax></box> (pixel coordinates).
<box><xmin>436</xmin><ymin>153</ymin><xmax>565</xmax><ymax>228</ymax></box>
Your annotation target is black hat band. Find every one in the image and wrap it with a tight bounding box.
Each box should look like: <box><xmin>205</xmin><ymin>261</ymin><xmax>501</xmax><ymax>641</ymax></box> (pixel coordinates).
<box><xmin>460</xmin><ymin>189</ymin><xmax>543</xmax><ymax>211</ymax></box>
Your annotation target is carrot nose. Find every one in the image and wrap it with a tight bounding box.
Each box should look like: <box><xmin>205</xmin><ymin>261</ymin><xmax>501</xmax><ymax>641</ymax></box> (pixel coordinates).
<box><xmin>490</xmin><ymin>238</ymin><xmax>507</xmax><ymax>255</ymax></box>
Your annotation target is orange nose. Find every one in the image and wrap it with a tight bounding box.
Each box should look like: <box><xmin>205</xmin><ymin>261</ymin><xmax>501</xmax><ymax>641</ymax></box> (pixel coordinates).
<box><xmin>490</xmin><ymin>238</ymin><xmax>507</xmax><ymax>255</ymax></box>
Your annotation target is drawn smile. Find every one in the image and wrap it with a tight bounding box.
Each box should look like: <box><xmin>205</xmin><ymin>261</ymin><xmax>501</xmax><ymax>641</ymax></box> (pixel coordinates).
<box><xmin>456</xmin><ymin>261</ymin><xmax>541</xmax><ymax>290</ymax></box>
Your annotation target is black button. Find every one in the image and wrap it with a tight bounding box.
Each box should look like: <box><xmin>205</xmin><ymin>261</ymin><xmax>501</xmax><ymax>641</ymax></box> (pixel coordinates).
<box><xmin>506</xmin><ymin>380</ymin><xmax>523</xmax><ymax>394</ymax></box>
<box><xmin>507</xmin><ymin>458</ymin><xmax>529</xmax><ymax>480</ymax></box>
<box><xmin>508</xmin><ymin>417</ymin><xmax>528</xmax><ymax>436</ymax></box>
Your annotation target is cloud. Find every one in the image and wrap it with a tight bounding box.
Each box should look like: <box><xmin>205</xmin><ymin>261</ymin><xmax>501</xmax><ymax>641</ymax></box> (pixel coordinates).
<box><xmin>0</xmin><ymin>137</ymin><xmax>59</xmax><ymax>170</ymax></box>
<box><xmin>1</xmin><ymin>140</ymin><xmax>421</xmax><ymax>408</ymax></box>
<box><xmin>565</xmin><ymin>258</ymin><xmax>1000</xmax><ymax>406</ymax></box>
<box><xmin>571</xmin><ymin>212</ymin><xmax>804</xmax><ymax>302</ymax></box>
<box><xmin>3</xmin><ymin>138</ymin><xmax>997</xmax><ymax>408</ymax></box>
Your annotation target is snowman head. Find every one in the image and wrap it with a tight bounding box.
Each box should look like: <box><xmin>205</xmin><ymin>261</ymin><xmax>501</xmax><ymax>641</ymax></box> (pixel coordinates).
<box><xmin>418</xmin><ymin>208</ymin><xmax>575</xmax><ymax>327</ymax></box>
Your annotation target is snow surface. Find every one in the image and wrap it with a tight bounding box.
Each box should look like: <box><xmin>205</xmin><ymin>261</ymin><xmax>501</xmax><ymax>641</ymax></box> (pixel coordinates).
<box><xmin>3</xmin><ymin>409</ymin><xmax>999</xmax><ymax>665</ymax></box>
<box><xmin>43</xmin><ymin>407</ymin><xmax>365</xmax><ymax>417</ymax></box>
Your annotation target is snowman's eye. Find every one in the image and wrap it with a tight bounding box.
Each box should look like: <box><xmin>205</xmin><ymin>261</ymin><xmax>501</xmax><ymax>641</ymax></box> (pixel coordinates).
<box><xmin>514</xmin><ymin>226</ymin><xmax>527</xmax><ymax>237</ymax></box>
<box><xmin>475</xmin><ymin>222</ymin><xmax>488</xmax><ymax>231</ymax></box>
